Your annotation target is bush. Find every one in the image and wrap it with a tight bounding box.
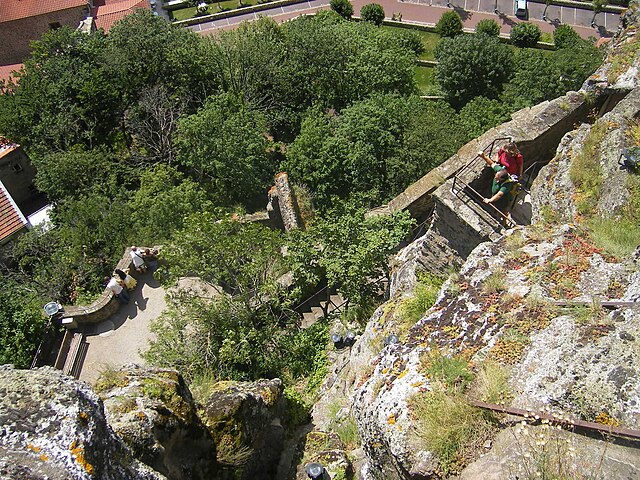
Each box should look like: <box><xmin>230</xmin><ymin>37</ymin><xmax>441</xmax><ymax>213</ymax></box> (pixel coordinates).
<box><xmin>360</xmin><ymin>3</ymin><xmax>385</xmax><ymax>25</ymax></box>
<box><xmin>330</xmin><ymin>0</ymin><xmax>353</xmax><ymax>19</ymax></box>
<box><xmin>396</xmin><ymin>29</ymin><xmax>425</xmax><ymax>55</ymax></box>
<box><xmin>436</xmin><ymin>11</ymin><xmax>463</xmax><ymax>38</ymax></box>
<box><xmin>553</xmin><ymin>24</ymin><xmax>581</xmax><ymax>48</ymax></box>
<box><xmin>510</xmin><ymin>22</ymin><xmax>541</xmax><ymax>47</ymax></box>
<box><xmin>435</xmin><ymin>34</ymin><xmax>514</xmax><ymax>107</ymax></box>
<box><xmin>475</xmin><ymin>19</ymin><xmax>500</xmax><ymax>37</ymax></box>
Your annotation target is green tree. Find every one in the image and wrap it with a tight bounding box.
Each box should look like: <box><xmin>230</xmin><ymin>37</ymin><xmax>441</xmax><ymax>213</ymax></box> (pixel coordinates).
<box><xmin>457</xmin><ymin>97</ymin><xmax>512</xmax><ymax>140</ymax></box>
<box><xmin>284</xmin><ymin>95</ymin><xmax>463</xmax><ymax>207</ymax></box>
<box><xmin>553</xmin><ymin>24</ymin><xmax>581</xmax><ymax>48</ymax></box>
<box><xmin>286</xmin><ymin>202</ymin><xmax>414</xmax><ymax>304</ymax></box>
<box><xmin>32</xmin><ymin>147</ymin><xmax>131</xmax><ymax>204</ymax></box>
<box><xmin>475</xmin><ymin>19</ymin><xmax>500</xmax><ymax>37</ymax></box>
<box><xmin>330</xmin><ymin>0</ymin><xmax>354</xmax><ymax>19</ymax></box>
<box><xmin>435</xmin><ymin>34</ymin><xmax>514</xmax><ymax>108</ymax></box>
<box><xmin>501</xmin><ymin>49</ymin><xmax>563</xmax><ymax>109</ymax></box>
<box><xmin>552</xmin><ymin>40</ymin><xmax>603</xmax><ymax>92</ymax></box>
<box><xmin>360</xmin><ymin>3</ymin><xmax>385</xmax><ymax>25</ymax></box>
<box><xmin>104</xmin><ymin>9</ymin><xmax>209</xmax><ymax>111</ymax></box>
<box><xmin>510</xmin><ymin>22</ymin><xmax>541</xmax><ymax>47</ymax></box>
<box><xmin>435</xmin><ymin>11</ymin><xmax>463</xmax><ymax>38</ymax></box>
<box><xmin>128</xmin><ymin>164</ymin><xmax>212</xmax><ymax>245</ymax></box>
<box><xmin>0</xmin><ymin>278</ymin><xmax>47</xmax><ymax>368</ymax></box>
<box><xmin>0</xmin><ymin>27</ymin><xmax>119</xmax><ymax>153</ymax></box>
<box><xmin>173</xmin><ymin>92</ymin><xmax>273</xmax><ymax>208</ymax></box>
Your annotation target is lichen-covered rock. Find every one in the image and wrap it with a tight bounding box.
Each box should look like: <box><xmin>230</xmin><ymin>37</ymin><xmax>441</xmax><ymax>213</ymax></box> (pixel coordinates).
<box><xmin>0</xmin><ymin>365</ymin><xmax>165</xmax><ymax>480</ymax></box>
<box><xmin>97</xmin><ymin>365</ymin><xmax>218</xmax><ymax>480</ymax></box>
<box><xmin>293</xmin><ymin>431</ymin><xmax>354</xmax><ymax>480</ymax></box>
<box><xmin>201</xmin><ymin>378</ymin><xmax>286</xmax><ymax>480</ymax></box>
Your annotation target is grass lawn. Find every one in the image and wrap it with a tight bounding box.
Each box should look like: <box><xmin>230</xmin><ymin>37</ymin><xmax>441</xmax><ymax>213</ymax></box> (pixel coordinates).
<box><xmin>382</xmin><ymin>26</ymin><xmax>441</xmax><ymax>61</ymax></box>
<box><xmin>414</xmin><ymin>65</ymin><xmax>441</xmax><ymax>95</ymax></box>
<box><xmin>170</xmin><ymin>0</ymin><xmax>258</xmax><ymax>20</ymax></box>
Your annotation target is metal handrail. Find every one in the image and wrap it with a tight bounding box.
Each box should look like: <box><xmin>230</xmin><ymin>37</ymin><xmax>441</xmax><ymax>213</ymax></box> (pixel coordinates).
<box><xmin>451</xmin><ymin>137</ymin><xmax>517</xmax><ymax>230</ymax></box>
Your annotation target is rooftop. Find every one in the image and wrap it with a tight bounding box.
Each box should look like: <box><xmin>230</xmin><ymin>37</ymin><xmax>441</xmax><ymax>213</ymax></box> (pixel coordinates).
<box><xmin>92</xmin><ymin>0</ymin><xmax>150</xmax><ymax>32</ymax></box>
<box><xmin>0</xmin><ymin>180</ymin><xmax>28</xmax><ymax>242</ymax></box>
<box><xmin>0</xmin><ymin>0</ymin><xmax>87</xmax><ymax>24</ymax></box>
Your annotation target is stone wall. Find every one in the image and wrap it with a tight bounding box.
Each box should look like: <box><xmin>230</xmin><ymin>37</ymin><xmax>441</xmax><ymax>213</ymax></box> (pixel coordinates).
<box><xmin>59</xmin><ymin>247</ymin><xmax>149</xmax><ymax>326</ymax></box>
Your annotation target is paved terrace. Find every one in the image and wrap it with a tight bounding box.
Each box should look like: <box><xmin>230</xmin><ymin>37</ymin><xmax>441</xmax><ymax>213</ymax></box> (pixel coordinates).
<box><xmin>77</xmin><ymin>271</ymin><xmax>165</xmax><ymax>385</ymax></box>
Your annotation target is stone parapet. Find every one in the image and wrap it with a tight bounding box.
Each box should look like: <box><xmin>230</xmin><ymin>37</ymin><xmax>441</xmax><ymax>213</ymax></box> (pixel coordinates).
<box><xmin>59</xmin><ymin>246</ymin><xmax>153</xmax><ymax>326</ymax></box>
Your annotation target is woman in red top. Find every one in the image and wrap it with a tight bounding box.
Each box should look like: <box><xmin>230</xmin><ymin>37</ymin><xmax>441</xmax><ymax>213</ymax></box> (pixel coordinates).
<box><xmin>497</xmin><ymin>142</ymin><xmax>523</xmax><ymax>178</ymax></box>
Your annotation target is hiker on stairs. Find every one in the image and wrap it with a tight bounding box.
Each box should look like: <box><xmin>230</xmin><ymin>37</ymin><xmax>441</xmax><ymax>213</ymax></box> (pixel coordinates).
<box><xmin>478</xmin><ymin>151</ymin><xmax>517</xmax><ymax>221</ymax></box>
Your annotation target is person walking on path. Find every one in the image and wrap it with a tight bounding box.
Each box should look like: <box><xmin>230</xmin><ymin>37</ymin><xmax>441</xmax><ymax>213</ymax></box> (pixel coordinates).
<box><xmin>105</xmin><ymin>276</ymin><xmax>130</xmax><ymax>304</ymax></box>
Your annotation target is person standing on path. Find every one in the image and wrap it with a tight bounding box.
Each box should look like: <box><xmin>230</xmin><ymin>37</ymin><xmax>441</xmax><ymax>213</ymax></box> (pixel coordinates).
<box><xmin>105</xmin><ymin>276</ymin><xmax>130</xmax><ymax>304</ymax></box>
<box><xmin>130</xmin><ymin>246</ymin><xmax>147</xmax><ymax>273</ymax></box>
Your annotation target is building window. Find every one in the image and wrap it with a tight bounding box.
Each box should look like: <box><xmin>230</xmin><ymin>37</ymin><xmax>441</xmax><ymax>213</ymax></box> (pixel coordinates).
<box><xmin>11</xmin><ymin>163</ymin><xmax>23</xmax><ymax>173</ymax></box>
<box><xmin>49</xmin><ymin>22</ymin><xmax>62</xmax><ymax>30</ymax></box>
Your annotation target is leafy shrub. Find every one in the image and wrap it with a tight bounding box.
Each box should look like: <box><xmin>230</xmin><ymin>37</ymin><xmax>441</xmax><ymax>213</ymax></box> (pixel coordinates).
<box><xmin>330</xmin><ymin>0</ymin><xmax>354</xmax><ymax>19</ymax></box>
<box><xmin>510</xmin><ymin>22</ymin><xmax>541</xmax><ymax>47</ymax></box>
<box><xmin>553</xmin><ymin>24</ymin><xmax>581</xmax><ymax>49</ymax></box>
<box><xmin>436</xmin><ymin>11</ymin><xmax>463</xmax><ymax>38</ymax></box>
<box><xmin>435</xmin><ymin>34</ymin><xmax>514</xmax><ymax>107</ymax></box>
<box><xmin>475</xmin><ymin>19</ymin><xmax>500</xmax><ymax>37</ymax></box>
<box><xmin>360</xmin><ymin>3</ymin><xmax>385</xmax><ymax>25</ymax></box>
<box><xmin>396</xmin><ymin>29</ymin><xmax>425</xmax><ymax>55</ymax></box>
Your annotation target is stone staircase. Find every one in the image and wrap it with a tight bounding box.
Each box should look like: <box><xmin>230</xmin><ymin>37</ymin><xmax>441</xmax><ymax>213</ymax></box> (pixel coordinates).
<box><xmin>298</xmin><ymin>288</ymin><xmax>347</xmax><ymax>329</ymax></box>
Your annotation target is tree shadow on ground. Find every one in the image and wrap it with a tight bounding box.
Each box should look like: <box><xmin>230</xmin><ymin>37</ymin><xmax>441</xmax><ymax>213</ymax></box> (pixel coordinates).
<box><xmin>453</xmin><ymin>6</ymin><xmax>472</xmax><ymax>22</ymax></box>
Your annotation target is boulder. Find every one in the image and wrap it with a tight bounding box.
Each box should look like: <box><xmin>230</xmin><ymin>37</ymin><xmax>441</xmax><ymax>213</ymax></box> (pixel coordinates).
<box><xmin>0</xmin><ymin>365</ymin><xmax>164</xmax><ymax>480</ymax></box>
<box><xmin>97</xmin><ymin>364</ymin><xmax>218</xmax><ymax>480</ymax></box>
<box><xmin>201</xmin><ymin>378</ymin><xmax>286</xmax><ymax>480</ymax></box>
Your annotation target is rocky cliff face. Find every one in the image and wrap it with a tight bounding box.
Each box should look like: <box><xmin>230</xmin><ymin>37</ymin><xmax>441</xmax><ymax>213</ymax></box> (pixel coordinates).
<box><xmin>0</xmin><ymin>365</ymin><xmax>166</xmax><ymax>480</ymax></box>
<box><xmin>332</xmin><ymin>5</ymin><xmax>640</xmax><ymax>479</ymax></box>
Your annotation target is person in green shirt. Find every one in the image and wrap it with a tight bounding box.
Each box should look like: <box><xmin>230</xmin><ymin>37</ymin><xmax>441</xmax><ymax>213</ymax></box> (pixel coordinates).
<box><xmin>478</xmin><ymin>151</ymin><xmax>513</xmax><ymax>214</ymax></box>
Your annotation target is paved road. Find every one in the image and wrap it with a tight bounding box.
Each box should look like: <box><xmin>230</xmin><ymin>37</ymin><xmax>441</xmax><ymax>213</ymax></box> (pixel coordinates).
<box><xmin>188</xmin><ymin>0</ymin><xmax>619</xmax><ymax>37</ymax></box>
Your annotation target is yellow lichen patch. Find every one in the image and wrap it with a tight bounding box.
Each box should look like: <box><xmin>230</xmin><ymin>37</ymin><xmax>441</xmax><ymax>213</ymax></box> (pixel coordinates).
<box><xmin>595</xmin><ymin>411</ymin><xmax>620</xmax><ymax>427</ymax></box>
<box><xmin>136</xmin><ymin>411</ymin><xmax>147</xmax><ymax>421</ymax></box>
<box><xmin>260</xmin><ymin>386</ymin><xmax>278</xmax><ymax>406</ymax></box>
<box><xmin>381</xmin><ymin>368</ymin><xmax>389</xmax><ymax>374</ymax></box>
<box><xmin>69</xmin><ymin>440</ymin><xmax>95</xmax><ymax>476</ymax></box>
<box><xmin>39</xmin><ymin>454</ymin><xmax>49</xmax><ymax>462</ymax></box>
<box><xmin>27</xmin><ymin>444</ymin><xmax>41</xmax><ymax>453</ymax></box>
<box><xmin>388</xmin><ymin>414</ymin><xmax>396</xmax><ymax>425</ymax></box>
<box><xmin>78</xmin><ymin>411</ymin><xmax>89</xmax><ymax>425</ymax></box>
<box><xmin>411</xmin><ymin>381</ymin><xmax>424</xmax><ymax>388</ymax></box>
<box><xmin>397</xmin><ymin>369</ymin><xmax>409</xmax><ymax>380</ymax></box>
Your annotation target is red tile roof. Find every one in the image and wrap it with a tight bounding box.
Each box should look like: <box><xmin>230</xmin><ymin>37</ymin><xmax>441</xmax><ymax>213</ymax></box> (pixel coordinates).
<box><xmin>0</xmin><ymin>0</ymin><xmax>87</xmax><ymax>24</ymax></box>
<box><xmin>0</xmin><ymin>181</ymin><xmax>28</xmax><ymax>242</ymax></box>
<box><xmin>92</xmin><ymin>0</ymin><xmax>150</xmax><ymax>32</ymax></box>
<box><xmin>0</xmin><ymin>63</ymin><xmax>23</xmax><ymax>86</ymax></box>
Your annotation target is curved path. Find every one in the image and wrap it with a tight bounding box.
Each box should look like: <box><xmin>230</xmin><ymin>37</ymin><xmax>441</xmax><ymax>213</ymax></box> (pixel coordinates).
<box><xmin>188</xmin><ymin>0</ymin><xmax>618</xmax><ymax>38</ymax></box>
<box><xmin>77</xmin><ymin>272</ymin><xmax>165</xmax><ymax>385</ymax></box>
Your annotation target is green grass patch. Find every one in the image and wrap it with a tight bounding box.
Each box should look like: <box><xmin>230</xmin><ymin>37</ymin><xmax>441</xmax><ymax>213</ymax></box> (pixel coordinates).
<box><xmin>421</xmin><ymin>350</ymin><xmax>474</xmax><ymax>390</ymax></box>
<box><xmin>568</xmin><ymin>121</ymin><xmax>608</xmax><ymax>215</ymax></box>
<box><xmin>409</xmin><ymin>388</ymin><xmax>498</xmax><ymax>474</ymax></box>
<box><xmin>170</xmin><ymin>0</ymin><xmax>257</xmax><ymax>20</ymax></box>
<box><xmin>586</xmin><ymin>171</ymin><xmax>640</xmax><ymax>258</ymax></box>
<box><xmin>414</xmin><ymin>65</ymin><xmax>440</xmax><ymax>95</ymax></box>
<box><xmin>398</xmin><ymin>272</ymin><xmax>443</xmax><ymax>327</ymax></box>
